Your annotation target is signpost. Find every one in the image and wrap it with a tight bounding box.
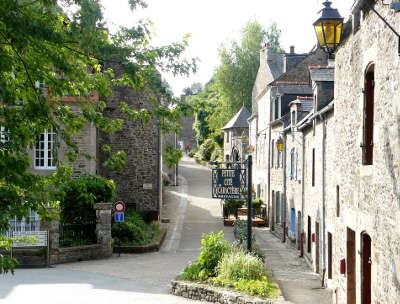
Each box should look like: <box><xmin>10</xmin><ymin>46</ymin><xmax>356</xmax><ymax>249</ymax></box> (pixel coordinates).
<box><xmin>211</xmin><ymin>155</ymin><xmax>253</xmax><ymax>251</ymax></box>
<box><xmin>113</xmin><ymin>201</ymin><xmax>126</xmax><ymax>257</ymax></box>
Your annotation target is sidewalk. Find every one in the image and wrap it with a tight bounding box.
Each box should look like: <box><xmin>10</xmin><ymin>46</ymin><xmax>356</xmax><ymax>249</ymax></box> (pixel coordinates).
<box><xmin>255</xmin><ymin>228</ymin><xmax>332</xmax><ymax>304</ymax></box>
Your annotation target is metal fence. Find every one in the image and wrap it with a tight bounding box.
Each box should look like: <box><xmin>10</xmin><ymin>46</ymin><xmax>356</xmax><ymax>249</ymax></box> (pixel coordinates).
<box><xmin>59</xmin><ymin>221</ymin><xmax>97</xmax><ymax>247</ymax></box>
<box><xmin>222</xmin><ymin>204</ymin><xmax>267</xmax><ymax>220</ymax></box>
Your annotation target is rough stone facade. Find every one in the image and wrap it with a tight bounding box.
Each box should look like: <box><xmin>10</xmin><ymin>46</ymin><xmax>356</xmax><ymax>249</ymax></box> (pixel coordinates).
<box><xmin>329</xmin><ymin>2</ymin><xmax>400</xmax><ymax>302</ymax></box>
<box><xmin>99</xmin><ymin>63</ymin><xmax>160</xmax><ymax>215</ymax></box>
<box><xmin>178</xmin><ymin>116</ymin><xmax>196</xmax><ymax>152</ymax></box>
<box><xmin>171</xmin><ymin>280</ymin><xmax>273</xmax><ymax>304</ymax></box>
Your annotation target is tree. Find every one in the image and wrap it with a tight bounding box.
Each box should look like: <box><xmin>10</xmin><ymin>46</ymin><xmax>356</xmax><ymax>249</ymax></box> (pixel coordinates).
<box><xmin>212</xmin><ymin>20</ymin><xmax>266</xmax><ymax>128</ymax></box>
<box><xmin>266</xmin><ymin>22</ymin><xmax>284</xmax><ymax>53</ymax></box>
<box><xmin>0</xmin><ymin>0</ymin><xmax>196</xmax><ymax>273</ymax></box>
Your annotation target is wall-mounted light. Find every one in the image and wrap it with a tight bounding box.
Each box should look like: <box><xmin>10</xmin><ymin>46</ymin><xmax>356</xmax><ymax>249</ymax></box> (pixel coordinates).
<box><xmin>276</xmin><ymin>136</ymin><xmax>284</xmax><ymax>152</ymax></box>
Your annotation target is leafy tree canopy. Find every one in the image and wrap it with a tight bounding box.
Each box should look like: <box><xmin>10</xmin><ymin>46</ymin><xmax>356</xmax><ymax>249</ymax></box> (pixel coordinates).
<box><xmin>0</xmin><ymin>0</ymin><xmax>196</xmax><ymax>273</ymax></box>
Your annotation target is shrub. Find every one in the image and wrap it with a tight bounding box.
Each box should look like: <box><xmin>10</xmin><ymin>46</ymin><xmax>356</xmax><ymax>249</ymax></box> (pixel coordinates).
<box><xmin>60</xmin><ymin>175</ymin><xmax>116</xmax><ymax>224</ymax></box>
<box><xmin>188</xmin><ymin>149</ymin><xmax>196</xmax><ymax>158</ymax></box>
<box><xmin>225</xmin><ymin>199</ymin><xmax>245</xmax><ymax>209</ymax></box>
<box><xmin>162</xmin><ymin>172</ymin><xmax>170</xmax><ymax>186</ymax></box>
<box><xmin>216</xmin><ymin>246</ymin><xmax>266</xmax><ymax>281</ymax></box>
<box><xmin>181</xmin><ymin>262</ymin><xmax>209</xmax><ymax>281</ymax></box>
<box><xmin>252</xmin><ymin>198</ymin><xmax>263</xmax><ymax>209</ymax></box>
<box><xmin>196</xmin><ymin>139</ymin><xmax>215</xmax><ymax>161</ymax></box>
<box><xmin>112</xmin><ymin>210</ymin><xmax>160</xmax><ymax>245</ymax></box>
<box><xmin>233</xmin><ymin>220</ymin><xmax>265</xmax><ymax>262</ymax></box>
<box><xmin>210</xmin><ymin>147</ymin><xmax>224</xmax><ymax>162</ymax></box>
<box><xmin>198</xmin><ymin>231</ymin><xmax>229</xmax><ymax>277</ymax></box>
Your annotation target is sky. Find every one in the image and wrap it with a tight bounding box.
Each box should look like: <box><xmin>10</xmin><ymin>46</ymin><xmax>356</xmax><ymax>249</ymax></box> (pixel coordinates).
<box><xmin>101</xmin><ymin>0</ymin><xmax>353</xmax><ymax>96</ymax></box>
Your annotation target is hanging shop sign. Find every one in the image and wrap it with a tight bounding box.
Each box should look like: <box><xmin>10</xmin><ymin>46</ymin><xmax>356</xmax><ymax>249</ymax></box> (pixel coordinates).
<box><xmin>212</xmin><ymin>167</ymin><xmax>245</xmax><ymax>199</ymax></box>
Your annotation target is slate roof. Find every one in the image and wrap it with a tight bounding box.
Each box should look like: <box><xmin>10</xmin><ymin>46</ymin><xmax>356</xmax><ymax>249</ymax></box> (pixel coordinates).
<box><xmin>269</xmin><ymin>48</ymin><xmax>328</xmax><ymax>86</ymax></box>
<box><xmin>309</xmin><ymin>67</ymin><xmax>334</xmax><ymax>82</ymax></box>
<box><xmin>276</xmin><ymin>84</ymin><xmax>313</xmax><ymax>96</ymax></box>
<box><xmin>222</xmin><ymin>106</ymin><xmax>251</xmax><ymax>130</ymax></box>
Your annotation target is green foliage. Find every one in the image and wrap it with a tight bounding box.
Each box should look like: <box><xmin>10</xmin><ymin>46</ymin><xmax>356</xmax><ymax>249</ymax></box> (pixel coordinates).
<box><xmin>210</xmin><ymin>147</ymin><xmax>224</xmax><ymax>163</ymax></box>
<box><xmin>252</xmin><ymin>198</ymin><xmax>263</xmax><ymax>209</ymax></box>
<box><xmin>112</xmin><ymin>210</ymin><xmax>160</xmax><ymax>246</ymax></box>
<box><xmin>198</xmin><ymin>231</ymin><xmax>229</xmax><ymax>277</ymax></box>
<box><xmin>164</xmin><ymin>144</ymin><xmax>183</xmax><ymax>169</ymax></box>
<box><xmin>59</xmin><ymin>175</ymin><xmax>115</xmax><ymax>224</ymax></box>
<box><xmin>196</xmin><ymin>138</ymin><xmax>215</xmax><ymax>161</ymax></box>
<box><xmin>188</xmin><ymin>149</ymin><xmax>196</xmax><ymax>158</ymax></box>
<box><xmin>162</xmin><ymin>172</ymin><xmax>170</xmax><ymax>186</ymax></box>
<box><xmin>213</xmin><ymin>246</ymin><xmax>278</xmax><ymax>298</ymax></box>
<box><xmin>266</xmin><ymin>22</ymin><xmax>284</xmax><ymax>53</ymax></box>
<box><xmin>181</xmin><ymin>262</ymin><xmax>209</xmax><ymax>281</ymax></box>
<box><xmin>216</xmin><ymin>246</ymin><xmax>266</xmax><ymax>281</ymax></box>
<box><xmin>225</xmin><ymin>199</ymin><xmax>245</xmax><ymax>210</ymax></box>
<box><xmin>233</xmin><ymin>220</ymin><xmax>265</xmax><ymax>262</ymax></box>
<box><xmin>0</xmin><ymin>0</ymin><xmax>196</xmax><ymax>273</ymax></box>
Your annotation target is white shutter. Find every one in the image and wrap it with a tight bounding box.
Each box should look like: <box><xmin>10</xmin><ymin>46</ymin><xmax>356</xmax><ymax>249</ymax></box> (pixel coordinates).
<box><xmin>294</xmin><ymin>149</ymin><xmax>298</xmax><ymax>180</ymax></box>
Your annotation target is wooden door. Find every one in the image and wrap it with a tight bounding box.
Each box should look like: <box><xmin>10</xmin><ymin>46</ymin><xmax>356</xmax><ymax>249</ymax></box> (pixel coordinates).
<box><xmin>347</xmin><ymin>228</ymin><xmax>356</xmax><ymax>304</ymax></box>
<box><xmin>328</xmin><ymin>232</ymin><xmax>332</xmax><ymax>279</ymax></box>
<box><xmin>315</xmin><ymin>222</ymin><xmax>320</xmax><ymax>273</ymax></box>
<box><xmin>361</xmin><ymin>233</ymin><xmax>372</xmax><ymax>304</ymax></box>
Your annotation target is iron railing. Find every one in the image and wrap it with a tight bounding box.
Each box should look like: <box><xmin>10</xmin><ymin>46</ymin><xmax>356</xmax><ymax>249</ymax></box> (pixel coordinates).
<box><xmin>59</xmin><ymin>221</ymin><xmax>96</xmax><ymax>247</ymax></box>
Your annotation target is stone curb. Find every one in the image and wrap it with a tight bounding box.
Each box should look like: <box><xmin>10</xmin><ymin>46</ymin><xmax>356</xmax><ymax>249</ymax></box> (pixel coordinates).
<box><xmin>113</xmin><ymin>227</ymin><xmax>167</xmax><ymax>254</ymax></box>
<box><xmin>171</xmin><ymin>280</ymin><xmax>275</xmax><ymax>304</ymax></box>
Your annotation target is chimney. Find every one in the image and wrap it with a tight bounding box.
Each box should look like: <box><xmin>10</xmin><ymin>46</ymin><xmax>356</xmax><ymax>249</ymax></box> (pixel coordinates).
<box><xmin>290</xmin><ymin>45</ymin><xmax>295</xmax><ymax>54</ymax></box>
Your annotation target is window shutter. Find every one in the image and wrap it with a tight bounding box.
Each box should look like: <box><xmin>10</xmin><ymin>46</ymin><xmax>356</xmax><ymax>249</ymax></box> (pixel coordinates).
<box><xmin>288</xmin><ymin>149</ymin><xmax>292</xmax><ymax>179</ymax></box>
<box><xmin>294</xmin><ymin>149</ymin><xmax>298</xmax><ymax>180</ymax></box>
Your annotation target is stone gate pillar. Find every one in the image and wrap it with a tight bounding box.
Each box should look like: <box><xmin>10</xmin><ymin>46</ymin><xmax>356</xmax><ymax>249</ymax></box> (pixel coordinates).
<box><xmin>94</xmin><ymin>203</ymin><xmax>112</xmax><ymax>257</ymax></box>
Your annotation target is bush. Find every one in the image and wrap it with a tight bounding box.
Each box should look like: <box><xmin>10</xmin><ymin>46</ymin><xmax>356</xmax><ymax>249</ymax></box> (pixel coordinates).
<box><xmin>198</xmin><ymin>231</ymin><xmax>229</xmax><ymax>277</ymax></box>
<box><xmin>112</xmin><ymin>210</ymin><xmax>160</xmax><ymax>246</ymax></box>
<box><xmin>216</xmin><ymin>246</ymin><xmax>266</xmax><ymax>281</ymax></box>
<box><xmin>60</xmin><ymin>175</ymin><xmax>116</xmax><ymax>224</ymax></box>
<box><xmin>225</xmin><ymin>199</ymin><xmax>245</xmax><ymax>209</ymax></box>
<box><xmin>233</xmin><ymin>220</ymin><xmax>265</xmax><ymax>262</ymax></box>
<box><xmin>196</xmin><ymin>139</ymin><xmax>215</xmax><ymax>161</ymax></box>
<box><xmin>162</xmin><ymin>172</ymin><xmax>170</xmax><ymax>186</ymax></box>
<box><xmin>188</xmin><ymin>149</ymin><xmax>196</xmax><ymax>158</ymax></box>
<box><xmin>252</xmin><ymin>198</ymin><xmax>263</xmax><ymax>209</ymax></box>
<box><xmin>210</xmin><ymin>147</ymin><xmax>224</xmax><ymax>162</ymax></box>
<box><xmin>213</xmin><ymin>246</ymin><xmax>278</xmax><ymax>298</ymax></box>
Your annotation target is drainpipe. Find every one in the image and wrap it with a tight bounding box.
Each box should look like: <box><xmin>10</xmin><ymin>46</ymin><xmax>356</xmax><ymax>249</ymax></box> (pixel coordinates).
<box><xmin>267</xmin><ymin>110</ymin><xmax>272</xmax><ymax>230</ymax></box>
<box><xmin>300</xmin><ymin>131</ymin><xmax>305</xmax><ymax>257</ymax></box>
<box><xmin>320</xmin><ymin>113</ymin><xmax>327</xmax><ymax>287</ymax></box>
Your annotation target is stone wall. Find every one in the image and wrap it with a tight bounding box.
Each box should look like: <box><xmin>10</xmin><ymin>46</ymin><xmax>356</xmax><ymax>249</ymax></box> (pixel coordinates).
<box><xmin>331</xmin><ymin>3</ymin><xmax>400</xmax><ymax>302</ymax></box>
<box><xmin>171</xmin><ymin>280</ymin><xmax>273</xmax><ymax>304</ymax></box>
<box><xmin>178</xmin><ymin>116</ymin><xmax>196</xmax><ymax>151</ymax></box>
<box><xmin>99</xmin><ymin>63</ymin><xmax>160</xmax><ymax>214</ymax></box>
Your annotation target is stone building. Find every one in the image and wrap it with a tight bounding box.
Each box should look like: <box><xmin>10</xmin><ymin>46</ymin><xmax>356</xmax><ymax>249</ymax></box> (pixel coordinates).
<box><xmin>327</xmin><ymin>1</ymin><xmax>400</xmax><ymax>302</ymax></box>
<box><xmin>99</xmin><ymin>63</ymin><xmax>161</xmax><ymax>220</ymax></box>
<box><xmin>251</xmin><ymin>1</ymin><xmax>400</xmax><ymax>302</ymax></box>
<box><xmin>223</xmin><ymin>106</ymin><xmax>251</xmax><ymax>162</ymax></box>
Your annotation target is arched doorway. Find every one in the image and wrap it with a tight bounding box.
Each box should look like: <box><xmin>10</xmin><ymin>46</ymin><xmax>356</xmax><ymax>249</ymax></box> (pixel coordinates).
<box><xmin>361</xmin><ymin>232</ymin><xmax>372</xmax><ymax>304</ymax></box>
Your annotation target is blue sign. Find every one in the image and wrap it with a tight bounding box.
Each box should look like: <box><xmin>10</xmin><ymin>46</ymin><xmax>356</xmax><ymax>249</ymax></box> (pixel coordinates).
<box><xmin>114</xmin><ymin>212</ymin><xmax>124</xmax><ymax>222</ymax></box>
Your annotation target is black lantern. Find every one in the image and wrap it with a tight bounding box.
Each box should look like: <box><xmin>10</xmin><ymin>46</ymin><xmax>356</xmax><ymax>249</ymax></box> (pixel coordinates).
<box><xmin>313</xmin><ymin>1</ymin><xmax>343</xmax><ymax>55</ymax></box>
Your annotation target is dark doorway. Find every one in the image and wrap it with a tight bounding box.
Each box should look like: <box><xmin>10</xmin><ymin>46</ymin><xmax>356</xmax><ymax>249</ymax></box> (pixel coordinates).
<box><xmin>307</xmin><ymin>216</ymin><xmax>311</xmax><ymax>253</ymax></box>
<box><xmin>315</xmin><ymin>221</ymin><xmax>320</xmax><ymax>273</ymax></box>
<box><xmin>347</xmin><ymin>228</ymin><xmax>356</xmax><ymax>304</ymax></box>
<box><xmin>328</xmin><ymin>232</ymin><xmax>332</xmax><ymax>279</ymax></box>
<box><xmin>271</xmin><ymin>191</ymin><xmax>275</xmax><ymax>230</ymax></box>
<box><xmin>361</xmin><ymin>233</ymin><xmax>372</xmax><ymax>304</ymax></box>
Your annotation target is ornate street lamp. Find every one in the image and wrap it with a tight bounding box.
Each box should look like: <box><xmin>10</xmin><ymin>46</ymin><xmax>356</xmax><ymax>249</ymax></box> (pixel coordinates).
<box><xmin>313</xmin><ymin>1</ymin><xmax>343</xmax><ymax>56</ymax></box>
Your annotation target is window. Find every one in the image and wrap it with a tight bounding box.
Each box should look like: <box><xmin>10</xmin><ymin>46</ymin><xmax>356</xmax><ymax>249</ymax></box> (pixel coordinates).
<box><xmin>289</xmin><ymin>148</ymin><xmax>297</xmax><ymax>180</ymax></box>
<box><xmin>312</xmin><ymin>148</ymin><xmax>315</xmax><ymax>187</ymax></box>
<box><xmin>278</xmin><ymin>149</ymin><xmax>282</xmax><ymax>168</ymax></box>
<box><xmin>226</xmin><ymin>131</ymin><xmax>229</xmax><ymax>143</ymax></box>
<box><xmin>275</xmin><ymin>191</ymin><xmax>281</xmax><ymax>224</ymax></box>
<box><xmin>336</xmin><ymin>185</ymin><xmax>340</xmax><ymax>217</ymax></box>
<box><xmin>362</xmin><ymin>63</ymin><xmax>374</xmax><ymax>165</ymax></box>
<box><xmin>34</xmin><ymin>128</ymin><xmax>57</xmax><ymax>170</ymax></box>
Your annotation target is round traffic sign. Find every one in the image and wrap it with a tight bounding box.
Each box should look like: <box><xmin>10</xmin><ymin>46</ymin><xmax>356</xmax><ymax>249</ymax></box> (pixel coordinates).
<box><xmin>113</xmin><ymin>200</ymin><xmax>126</xmax><ymax>212</ymax></box>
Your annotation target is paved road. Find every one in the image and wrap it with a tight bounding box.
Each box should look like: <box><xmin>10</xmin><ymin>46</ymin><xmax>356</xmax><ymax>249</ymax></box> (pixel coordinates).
<box><xmin>0</xmin><ymin>156</ymin><xmax>230</xmax><ymax>304</ymax></box>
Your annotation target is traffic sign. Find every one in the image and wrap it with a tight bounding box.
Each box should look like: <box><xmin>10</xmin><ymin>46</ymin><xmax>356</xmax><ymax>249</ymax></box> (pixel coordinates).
<box><xmin>114</xmin><ymin>212</ymin><xmax>124</xmax><ymax>222</ymax></box>
<box><xmin>113</xmin><ymin>200</ymin><xmax>126</xmax><ymax>212</ymax></box>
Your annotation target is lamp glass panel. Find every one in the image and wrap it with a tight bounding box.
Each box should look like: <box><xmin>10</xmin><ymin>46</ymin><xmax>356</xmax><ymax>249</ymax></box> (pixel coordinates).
<box><xmin>335</xmin><ymin>22</ymin><xmax>342</xmax><ymax>45</ymax></box>
<box><xmin>314</xmin><ymin>22</ymin><xmax>326</xmax><ymax>46</ymax></box>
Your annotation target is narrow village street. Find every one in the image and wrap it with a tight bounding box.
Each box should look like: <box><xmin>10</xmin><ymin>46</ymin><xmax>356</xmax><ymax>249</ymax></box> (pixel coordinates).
<box><xmin>0</xmin><ymin>157</ymin><xmax>232</xmax><ymax>304</ymax></box>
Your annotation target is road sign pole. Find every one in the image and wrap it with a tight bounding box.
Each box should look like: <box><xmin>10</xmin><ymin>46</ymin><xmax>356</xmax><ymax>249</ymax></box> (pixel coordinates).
<box><xmin>247</xmin><ymin>155</ymin><xmax>252</xmax><ymax>252</ymax></box>
<box><xmin>118</xmin><ymin>221</ymin><xmax>121</xmax><ymax>257</ymax></box>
